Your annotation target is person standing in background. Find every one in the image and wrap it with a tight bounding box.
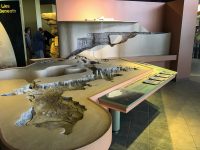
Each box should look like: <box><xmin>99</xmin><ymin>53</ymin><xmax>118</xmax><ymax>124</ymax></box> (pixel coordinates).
<box><xmin>25</xmin><ymin>27</ymin><xmax>32</xmax><ymax>60</ymax></box>
<box><xmin>50</xmin><ymin>35</ymin><xmax>59</xmax><ymax>58</ymax></box>
<box><xmin>43</xmin><ymin>30</ymin><xmax>54</xmax><ymax>57</ymax></box>
<box><xmin>32</xmin><ymin>28</ymin><xmax>45</xmax><ymax>58</ymax></box>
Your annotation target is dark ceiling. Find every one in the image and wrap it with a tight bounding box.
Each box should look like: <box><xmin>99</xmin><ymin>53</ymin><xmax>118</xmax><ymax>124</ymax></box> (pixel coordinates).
<box><xmin>40</xmin><ymin>0</ymin><xmax>175</xmax><ymax>5</ymax></box>
<box><xmin>40</xmin><ymin>0</ymin><xmax>55</xmax><ymax>5</ymax></box>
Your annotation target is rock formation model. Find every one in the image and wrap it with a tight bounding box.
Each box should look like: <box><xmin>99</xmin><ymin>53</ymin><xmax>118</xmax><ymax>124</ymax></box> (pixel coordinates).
<box><xmin>66</xmin><ymin>32</ymin><xmax>151</xmax><ymax>59</ymax></box>
<box><xmin>1</xmin><ymin>57</ymin><xmax>136</xmax><ymax>135</ymax></box>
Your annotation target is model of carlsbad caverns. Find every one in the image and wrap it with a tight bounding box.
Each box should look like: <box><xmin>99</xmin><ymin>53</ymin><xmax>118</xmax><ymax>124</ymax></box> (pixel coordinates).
<box><xmin>1</xmin><ymin>54</ymin><xmax>137</xmax><ymax>135</ymax></box>
<box><xmin>0</xmin><ymin>14</ymin><xmax>170</xmax><ymax>137</ymax></box>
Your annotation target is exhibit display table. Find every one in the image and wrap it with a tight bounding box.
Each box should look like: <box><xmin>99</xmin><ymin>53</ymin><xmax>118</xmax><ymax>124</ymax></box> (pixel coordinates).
<box><xmin>0</xmin><ymin>58</ymin><xmax>176</xmax><ymax>150</ymax></box>
<box><xmin>98</xmin><ymin>62</ymin><xmax>176</xmax><ymax>132</ymax></box>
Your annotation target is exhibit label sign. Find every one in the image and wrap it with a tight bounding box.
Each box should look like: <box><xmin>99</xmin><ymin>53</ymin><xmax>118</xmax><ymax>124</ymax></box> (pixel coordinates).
<box><xmin>0</xmin><ymin>3</ymin><xmax>17</xmax><ymax>13</ymax></box>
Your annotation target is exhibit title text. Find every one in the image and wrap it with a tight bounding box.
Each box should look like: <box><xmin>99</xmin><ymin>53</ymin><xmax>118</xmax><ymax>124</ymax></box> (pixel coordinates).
<box><xmin>0</xmin><ymin>4</ymin><xmax>16</xmax><ymax>14</ymax></box>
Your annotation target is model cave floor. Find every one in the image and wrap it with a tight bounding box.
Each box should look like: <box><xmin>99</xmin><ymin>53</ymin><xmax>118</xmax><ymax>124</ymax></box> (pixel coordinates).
<box><xmin>0</xmin><ymin>57</ymin><xmax>177</xmax><ymax>150</ymax></box>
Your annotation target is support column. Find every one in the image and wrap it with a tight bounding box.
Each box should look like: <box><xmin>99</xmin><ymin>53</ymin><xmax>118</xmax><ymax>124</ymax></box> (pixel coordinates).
<box><xmin>19</xmin><ymin>0</ymin><xmax>27</xmax><ymax>64</ymax></box>
<box><xmin>110</xmin><ymin>110</ymin><xmax>120</xmax><ymax>132</ymax></box>
<box><xmin>22</xmin><ymin>0</ymin><xmax>37</xmax><ymax>33</ymax></box>
<box><xmin>52</xmin><ymin>4</ymin><xmax>56</xmax><ymax>13</ymax></box>
<box><xmin>58</xmin><ymin>23</ymin><xmax>72</xmax><ymax>58</ymax></box>
<box><xmin>35</xmin><ymin>0</ymin><xmax>42</xmax><ymax>28</ymax></box>
<box><xmin>164</xmin><ymin>0</ymin><xmax>198</xmax><ymax>79</ymax></box>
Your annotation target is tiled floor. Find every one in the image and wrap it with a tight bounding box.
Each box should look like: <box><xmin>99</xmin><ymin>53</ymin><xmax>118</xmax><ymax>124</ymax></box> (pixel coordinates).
<box><xmin>110</xmin><ymin>59</ymin><xmax>200</xmax><ymax>150</ymax></box>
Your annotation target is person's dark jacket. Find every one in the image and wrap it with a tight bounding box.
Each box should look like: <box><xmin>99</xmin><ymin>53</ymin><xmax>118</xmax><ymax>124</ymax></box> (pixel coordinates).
<box><xmin>25</xmin><ymin>33</ymin><xmax>32</xmax><ymax>50</ymax></box>
<box><xmin>43</xmin><ymin>30</ymin><xmax>54</xmax><ymax>46</ymax></box>
<box><xmin>32</xmin><ymin>31</ymin><xmax>44</xmax><ymax>51</ymax></box>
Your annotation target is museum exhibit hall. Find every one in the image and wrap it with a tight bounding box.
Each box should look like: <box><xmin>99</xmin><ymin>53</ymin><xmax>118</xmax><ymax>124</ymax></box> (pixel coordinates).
<box><xmin>0</xmin><ymin>0</ymin><xmax>200</xmax><ymax>150</ymax></box>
